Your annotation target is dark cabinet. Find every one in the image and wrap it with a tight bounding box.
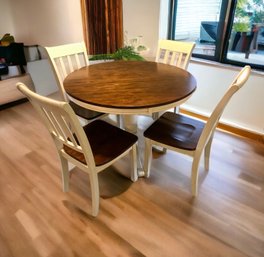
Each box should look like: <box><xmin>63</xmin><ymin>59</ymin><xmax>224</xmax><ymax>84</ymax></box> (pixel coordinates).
<box><xmin>0</xmin><ymin>43</ymin><xmax>26</xmax><ymax>76</ymax></box>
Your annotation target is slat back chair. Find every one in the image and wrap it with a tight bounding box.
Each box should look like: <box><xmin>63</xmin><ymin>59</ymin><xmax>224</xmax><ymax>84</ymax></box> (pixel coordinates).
<box><xmin>45</xmin><ymin>42</ymin><xmax>88</xmax><ymax>101</ymax></box>
<box><xmin>155</xmin><ymin>40</ymin><xmax>195</xmax><ymax>115</ymax></box>
<box><xmin>156</xmin><ymin>39</ymin><xmax>195</xmax><ymax>70</ymax></box>
<box><xmin>45</xmin><ymin>42</ymin><xmax>104</xmax><ymax>122</ymax></box>
<box><xmin>144</xmin><ymin>65</ymin><xmax>251</xmax><ymax>196</ymax></box>
<box><xmin>17</xmin><ymin>82</ymin><xmax>138</xmax><ymax>217</ymax></box>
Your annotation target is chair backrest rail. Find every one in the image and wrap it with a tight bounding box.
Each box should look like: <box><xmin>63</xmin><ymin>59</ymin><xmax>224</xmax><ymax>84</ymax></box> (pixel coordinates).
<box><xmin>45</xmin><ymin>42</ymin><xmax>89</xmax><ymax>101</ymax></box>
<box><xmin>16</xmin><ymin>82</ymin><xmax>95</xmax><ymax>167</ymax></box>
<box><xmin>156</xmin><ymin>39</ymin><xmax>195</xmax><ymax>70</ymax></box>
<box><xmin>196</xmin><ymin>65</ymin><xmax>251</xmax><ymax>154</ymax></box>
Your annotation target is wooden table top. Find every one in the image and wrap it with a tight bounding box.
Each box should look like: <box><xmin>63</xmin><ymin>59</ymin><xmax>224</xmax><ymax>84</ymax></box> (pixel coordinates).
<box><xmin>64</xmin><ymin>61</ymin><xmax>197</xmax><ymax>114</ymax></box>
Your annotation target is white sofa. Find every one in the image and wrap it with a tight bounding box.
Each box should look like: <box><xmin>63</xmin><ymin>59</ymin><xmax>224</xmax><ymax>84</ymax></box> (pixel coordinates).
<box><xmin>25</xmin><ymin>45</ymin><xmax>58</xmax><ymax>96</ymax></box>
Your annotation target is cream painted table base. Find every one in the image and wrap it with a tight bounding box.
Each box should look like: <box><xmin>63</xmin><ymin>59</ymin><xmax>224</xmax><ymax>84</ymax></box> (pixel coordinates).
<box><xmin>122</xmin><ymin>115</ymin><xmax>145</xmax><ymax>177</ymax></box>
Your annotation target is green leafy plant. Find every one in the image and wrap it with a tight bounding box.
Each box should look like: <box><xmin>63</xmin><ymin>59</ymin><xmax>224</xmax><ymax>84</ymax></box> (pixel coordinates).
<box><xmin>233</xmin><ymin>0</ymin><xmax>251</xmax><ymax>32</ymax></box>
<box><xmin>249</xmin><ymin>0</ymin><xmax>264</xmax><ymax>23</ymax></box>
<box><xmin>89</xmin><ymin>46</ymin><xmax>145</xmax><ymax>61</ymax></box>
<box><xmin>233</xmin><ymin>0</ymin><xmax>264</xmax><ymax>32</ymax></box>
<box><xmin>233</xmin><ymin>20</ymin><xmax>251</xmax><ymax>32</ymax></box>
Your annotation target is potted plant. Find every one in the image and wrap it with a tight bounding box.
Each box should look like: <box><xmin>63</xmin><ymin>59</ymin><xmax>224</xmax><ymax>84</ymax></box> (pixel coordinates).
<box><xmin>231</xmin><ymin>0</ymin><xmax>264</xmax><ymax>52</ymax></box>
<box><xmin>231</xmin><ymin>0</ymin><xmax>251</xmax><ymax>51</ymax></box>
<box><xmin>89</xmin><ymin>32</ymin><xmax>148</xmax><ymax>62</ymax></box>
<box><xmin>89</xmin><ymin>45</ymin><xmax>145</xmax><ymax>62</ymax></box>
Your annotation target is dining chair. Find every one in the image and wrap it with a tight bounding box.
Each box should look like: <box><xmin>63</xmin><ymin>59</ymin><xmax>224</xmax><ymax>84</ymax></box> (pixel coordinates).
<box><xmin>155</xmin><ymin>39</ymin><xmax>196</xmax><ymax>116</ymax></box>
<box><xmin>17</xmin><ymin>82</ymin><xmax>138</xmax><ymax>217</ymax></box>
<box><xmin>45</xmin><ymin>42</ymin><xmax>118</xmax><ymax>125</ymax></box>
<box><xmin>144</xmin><ymin>65</ymin><xmax>251</xmax><ymax>196</ymax></box>
<box><xmin>156</xmin><ymin>39</ymin><xmax>195</xmax><ymax>69</ymax></box>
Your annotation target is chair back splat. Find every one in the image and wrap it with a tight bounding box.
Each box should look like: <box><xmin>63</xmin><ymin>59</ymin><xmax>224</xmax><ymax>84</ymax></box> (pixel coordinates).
<box><xmin>17</xmin><ymin>83</ymin><xmax>138</xmax><ymax>217</ymax></box>
<box><xmin>45</xmin><ymin>42</ymin><xmax>89</xmax><ymax>101</ymax></box>
<box><xmin>144</xmin><ymin>65</ymin><xmax>251</xmax><ymax>196</ymax></box>
<box><xmin>156</xmin><ymin>39</ymin><xmax>195</xmax><ymax>70</ymax></box>
<box><xmin>154</xmin><ymin>40</ymin><xmax>195</xmax><ymax>116</ymax></box>
<box><xmin>45</xmin><ymin>42</ymin><xmax>104</xmax><ymax>122</ymax></box>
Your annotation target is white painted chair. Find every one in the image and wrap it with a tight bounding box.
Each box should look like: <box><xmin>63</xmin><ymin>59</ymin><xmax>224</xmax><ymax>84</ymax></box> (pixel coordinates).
<box><xmin>156</xmin><ymin>39</ymin><xmax>195</xmax><ymax>69</ymax></box>
<box><xmin>144</xmin><ymin>66</ymin><xmax>251</xmax><ymax>196</ymax></box>
<box><xmin>155</xmin><ymin>39</ymin><xmax>195</xmax><ymax>115</ymax></box>
<box><xmin>45</xmin><ymin>42</ymin><xmax>107</xmax><ymax>124</ymax></box>
<box><xmin>17</xmin><ymin>83</ymin><xmax>138</xmax><ymax>217</ymax></box>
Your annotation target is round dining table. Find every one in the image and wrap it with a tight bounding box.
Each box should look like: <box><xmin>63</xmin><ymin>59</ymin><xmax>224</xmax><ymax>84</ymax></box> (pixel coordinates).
<box><xmin>64</xmin><ymin>61</ymin><xmax>197</xmax><ymax>176</ymax></box>
<box><xmin>63</xmin><ymin>60</ymin><xmax>197</xmax><ymax>116</ymax></box>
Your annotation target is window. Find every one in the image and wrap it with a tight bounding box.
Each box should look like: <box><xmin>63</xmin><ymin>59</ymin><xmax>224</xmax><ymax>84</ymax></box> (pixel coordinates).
<box><xmin>167</xmin><ymin>0</ymin><xmax>264</xmax><ymax>70</ymax></box>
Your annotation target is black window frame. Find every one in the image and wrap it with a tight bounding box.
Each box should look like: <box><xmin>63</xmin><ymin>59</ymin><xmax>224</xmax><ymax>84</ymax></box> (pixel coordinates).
<box><xmin>168</xmin><ymin>0</ymin><xmax>264</xmax><ymax>71</ymax></box>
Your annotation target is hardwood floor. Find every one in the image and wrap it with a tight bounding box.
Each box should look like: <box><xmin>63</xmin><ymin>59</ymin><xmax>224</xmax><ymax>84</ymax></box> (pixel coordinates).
<box><xmin>0</xmin><ymin>101</ymin><xmax>264</xmax><ymax>257</ymax></box>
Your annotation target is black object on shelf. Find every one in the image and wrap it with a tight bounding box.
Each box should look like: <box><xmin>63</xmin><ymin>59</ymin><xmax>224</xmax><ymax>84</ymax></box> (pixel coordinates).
<box><xmin>0</xmin><ymin>43</ymin><xmax>26</xmax><ymax>74</ymax></box>
<box><xmin>0</xmin><ymin>61</ymin><xmax>8</xmax><ymax>77</ymax></box>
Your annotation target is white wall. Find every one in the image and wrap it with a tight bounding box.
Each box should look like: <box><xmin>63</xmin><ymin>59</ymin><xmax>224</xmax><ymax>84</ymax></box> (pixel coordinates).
<box><xmin>159</xmin><ymin>0</ymin><xmax>169</xmax><ymax>39</ymax></box>
<box><xmin>2</xmin><ymin>0</ymin><xmax>84</xmax><ymax>97</ymax></box>
<box><xmin>0</xmin><ymin>0</ymin><xmax>15</xmax><ymax>36</ymax></box>
<box><xmin>186</xmin><ymin>63</ymin><xmax>264</xmax><ymax>134</ymax></box>
<box><xmin>8</xmin><ymin>0</ymin><xmax>83</xmax><ymax>46</ymax></box>
<box><xmin>123</xmin><ymin>0</ymin><xmax>160</xmax><ymax>57</ymax></box>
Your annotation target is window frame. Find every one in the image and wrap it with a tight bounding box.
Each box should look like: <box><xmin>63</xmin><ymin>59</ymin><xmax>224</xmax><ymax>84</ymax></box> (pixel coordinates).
<box><xmin>168</xmin><ymin>0</ymin><xmax>264</xmax><ymax>71</ymax></box>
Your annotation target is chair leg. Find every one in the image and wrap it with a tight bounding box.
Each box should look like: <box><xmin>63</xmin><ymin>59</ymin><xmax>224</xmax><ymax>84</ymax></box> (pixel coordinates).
<box><xmin>59</xmin><ymin>154</ymin><xmax>69</xmax><ymax>192</ymax></box>
<box><xmin>89</xmin><ymin>172</ymin><xmax>100</xmax><ymax>217</ymax></box>
<box><xmin>77</xmin><ymin>116</ymin><xmax>89</xmax><ymax>126</ymax></box>
<box><xmin>117</xmin><ymin>114</ymin><xmax>122</xmax><ymax>128</ymax></box>
<box><xmin>161</xmin><ymin>147</ymin><xmax>167</xmax><ymax>154</ymax></box>
<box><xmin>144</xmin><ymin>139</ymin><xmax>152</xmax><ymax>177</ymax></box>
<box><xmin>204</xmin><ymin>136</ymin><xmax>213</xmax><ymax>171</ymax></box>
<box><xmin>151</xmin><ymin>111</ymin><xmax>167</xmax><ymax>153</ymax></box>
<box><xmin>152</xmin><ymin>112</ymin><xmax>159</xmax><ymax>120</ymax></box>
<box><xmin>191</xmin><ymin>157</ymin><xmax>201</xmax><ymax>197</ymax></box>
<box><xmin>130</xmin><ymin>145</ymin><xmax>138</xmax><ymax>182</ymax></box>
<box><xmin>174</xmin><ymin>106</ymin><xmax>180</xmax><ymax>113</ymax></box>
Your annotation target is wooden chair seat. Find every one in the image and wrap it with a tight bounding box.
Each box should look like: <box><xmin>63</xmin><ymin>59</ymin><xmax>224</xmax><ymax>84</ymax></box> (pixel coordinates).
<box><xmin>144</xmin><ymin>112</ymin><xmax>205</xmax><ymax>151</ymax></box>
<box><xmin>64</xmin><ymin>119</ymin><xmax>138</xmax><ymax>166</ymax></box>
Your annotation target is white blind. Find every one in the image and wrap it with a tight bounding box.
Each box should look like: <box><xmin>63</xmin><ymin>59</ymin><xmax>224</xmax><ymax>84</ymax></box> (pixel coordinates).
<box><xmin>175</xmin><ymin>0</ymin><xmax>222</xmax><ymax>40</ymax></box>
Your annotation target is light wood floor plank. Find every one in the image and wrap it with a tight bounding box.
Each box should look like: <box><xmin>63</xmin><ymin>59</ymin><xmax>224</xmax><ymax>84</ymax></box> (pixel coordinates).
<box><xmin>0</xmin><ymin>102</ymin><xmax>263</xmax><ymax>257</ymax></box>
